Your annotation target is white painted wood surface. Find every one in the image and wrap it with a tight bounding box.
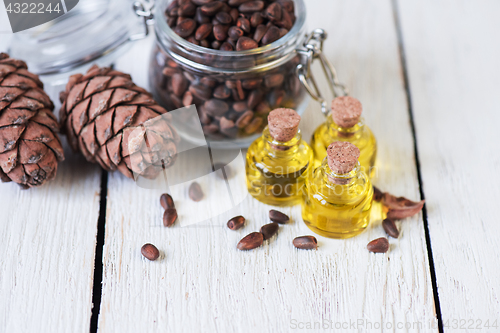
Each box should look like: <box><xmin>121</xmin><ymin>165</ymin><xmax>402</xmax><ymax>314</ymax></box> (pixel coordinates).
<box><xmin>0</xmin><ymin>40</ymin><xmax>102</xmax><ymax>332</ymax></box>
<box><xmin>97</xmin><ymin>1</ymin><xmax>436</xmax><ymax>332</ymax></box>
<box><xmin>398</xmin><ymin>0</ymin><xmax>500</xmax><ymax>327</ymax></box>
<box><xmin>0</xmin><ymin>149</ymin><xmax>102</xmax><ymax>333</ymax></box>
<box><xmin>5</xmin><ymin>0</ymin><xmax>499</xmax><ymax>331</ymax></box>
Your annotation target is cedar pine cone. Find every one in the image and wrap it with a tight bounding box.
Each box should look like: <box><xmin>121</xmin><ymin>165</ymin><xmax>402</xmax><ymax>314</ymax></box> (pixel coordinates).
<box><xmin>0</xmin><ymin>53</ymin><xmax>64</xmax><ymax>189</ymax></box>
<box><xmin>59</xmin><ymin>65</ymin><xmax>179</xmax><ymax>179</ymax></box>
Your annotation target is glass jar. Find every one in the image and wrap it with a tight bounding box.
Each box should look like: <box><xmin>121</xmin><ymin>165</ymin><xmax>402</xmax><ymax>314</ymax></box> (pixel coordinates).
<box><xmin>149</xmin><ymin>0</ymin><xmax>309</xmax><ymax>148</ymax></box>
<box><xmin>8</xmin><ymin>0</ymin><xmax>153</xmax><ymax>109</ymax></box>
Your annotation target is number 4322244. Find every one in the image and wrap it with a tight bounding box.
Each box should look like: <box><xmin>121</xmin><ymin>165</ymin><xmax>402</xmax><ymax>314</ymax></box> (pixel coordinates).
<box><xmin>6</xmin><ymin>3</ymin><xmax>61</xmax><ymax>14</ymax></box>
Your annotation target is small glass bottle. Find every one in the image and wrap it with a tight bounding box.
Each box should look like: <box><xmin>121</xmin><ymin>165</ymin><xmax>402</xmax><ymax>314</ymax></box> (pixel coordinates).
<box><xmin>311</xmin><ymin>96</ymin><xmax>377</xmax><ymax>177</ymax></box>
<box><xmin>246</xmin><ymin>108</ymin><xmax>313</xmax><ymax>206</ymax></box>
<box><xmin>302</xmin><ymin>141</ymin><xmax>373</xmax><ymax>238</ymax></box>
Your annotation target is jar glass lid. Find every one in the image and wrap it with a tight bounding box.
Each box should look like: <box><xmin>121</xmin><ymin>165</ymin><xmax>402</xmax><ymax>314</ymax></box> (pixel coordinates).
<box><xmin>9</xmin><ymin>0</ymin><xmax>144</xmax><ymax>75</ymax></box>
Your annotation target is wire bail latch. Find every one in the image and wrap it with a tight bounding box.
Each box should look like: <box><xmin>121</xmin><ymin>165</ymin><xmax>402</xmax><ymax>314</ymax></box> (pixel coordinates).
<box><xmin>130</xmin><ymin>0</ymin><xmax>156</xmax><ymax>41</ymax></box>
<box><xmin>296</xmin><ymin>29</ymin><xmax>349</xmax><ymax>116</ymax></box>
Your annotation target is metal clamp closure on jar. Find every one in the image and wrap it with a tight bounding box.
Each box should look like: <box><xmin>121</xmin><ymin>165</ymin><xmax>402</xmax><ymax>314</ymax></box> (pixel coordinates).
<box><xmin>296</xmin><ymin>29</ymin><xmax>349</xmax><ymax>116</ymax></box>
<box><xmin>131</xmin><ymin>0</ymin><xmax>156</xmax><ymax>41</ymax></box>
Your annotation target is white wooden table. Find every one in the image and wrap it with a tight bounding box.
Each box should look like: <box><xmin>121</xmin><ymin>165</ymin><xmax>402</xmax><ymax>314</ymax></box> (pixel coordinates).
<box><xmin>1</xmin><ymin>1</ymin><xmax>500</xmax><ymax>332</ymax></box>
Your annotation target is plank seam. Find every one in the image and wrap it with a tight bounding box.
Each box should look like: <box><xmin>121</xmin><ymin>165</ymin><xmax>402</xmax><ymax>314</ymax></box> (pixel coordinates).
<box><xmin>391</xmin><ymin>0</ymin><xmax>444</xmax><ymax>331</ymax></box>
<box><xmin>90</xmin><ymin>170</ymin><xmax>108</xmax><ymax>333</ymax></box>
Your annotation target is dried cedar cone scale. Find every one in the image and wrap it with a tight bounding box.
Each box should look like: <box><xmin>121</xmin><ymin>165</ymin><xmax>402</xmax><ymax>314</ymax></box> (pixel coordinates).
<box><xmin>0</xmin><ymin>53</ymin><xmax>64</xmax><ymax>189</ymax></box>
<box><xmin>59</xmin><ymin>65</ymin><xmax>180</xmax><ymax>179</ymax></box>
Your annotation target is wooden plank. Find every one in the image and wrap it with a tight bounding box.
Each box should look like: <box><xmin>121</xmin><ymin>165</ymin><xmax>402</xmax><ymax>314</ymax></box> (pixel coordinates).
<box><xmin>397</xmin><ymin>0</ymin><xmax>500</xmax><ymax>327</ymax></box>
<box><xmin>97</xmin><ymin>1</ymin><xmax>437</xmax><ymax>331</ymax></box>
<box><xmin>0</xmin><ymin>151</ymin><xmax>102</xmax><ymax>333</ymax></box>
<box><xmin>0</xmin><ymin>41</ymin><xmax>102</xmax><ymax>332</ymax></box>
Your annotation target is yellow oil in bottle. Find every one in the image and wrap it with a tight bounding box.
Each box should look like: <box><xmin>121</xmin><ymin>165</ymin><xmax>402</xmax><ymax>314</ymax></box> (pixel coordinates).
<box><xmin>246</xmin><ymin>127</ymin><xmax>313</xmax><ymax>206</ymax></box>
<box><xmin>301</xmin><ymin>159</ymin><xmax>373</xmax><ymax>238</ymax></box>
<box><xmin>311</xmin><ymin>116</ymin><xmax>377</xmax><ymax>178</ymax></box>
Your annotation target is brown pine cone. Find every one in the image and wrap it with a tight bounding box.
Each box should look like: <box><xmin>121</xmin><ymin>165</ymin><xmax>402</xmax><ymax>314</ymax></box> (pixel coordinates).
<box><xmin>59</xmin><ymin>65</ymin><xmax>180</xmax><ymax>179</ymax></box>
<box><xmin>0</xmin><ymin>53</ymin><xmax>64</xmax><ymax>189</ymax></box>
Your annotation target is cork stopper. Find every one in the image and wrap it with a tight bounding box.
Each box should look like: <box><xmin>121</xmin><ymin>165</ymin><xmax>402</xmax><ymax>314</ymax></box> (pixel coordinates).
<box><xmin>268</xmin><ymin>108</ymin><xmax>301</xmax><ymax>142</ymax></box>
<box><xmin>331</xmin><ymin>96</ymin><xmax>362</xmax><ymax>128</ymax></box>
<box><xmin>327</xmin><ymin>141</ymin><xmax>360</xmax><ymax>174</ymax></box>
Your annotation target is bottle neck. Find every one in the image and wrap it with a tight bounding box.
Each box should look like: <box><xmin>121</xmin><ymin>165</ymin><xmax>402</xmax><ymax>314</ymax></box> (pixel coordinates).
<box><xmin>262</xmin><ymin>126</ymin><xmax>302</xmax><ymax>155</ymax></box>
<box><xmin>327</xmin><ymin>113</ymin><xmax>365</xmax><ymax>139</ymax></box>
<box><xmin>319</xmin><ymin>158</ymin><xmax>361</xmax><ymax>185</ymax></box>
